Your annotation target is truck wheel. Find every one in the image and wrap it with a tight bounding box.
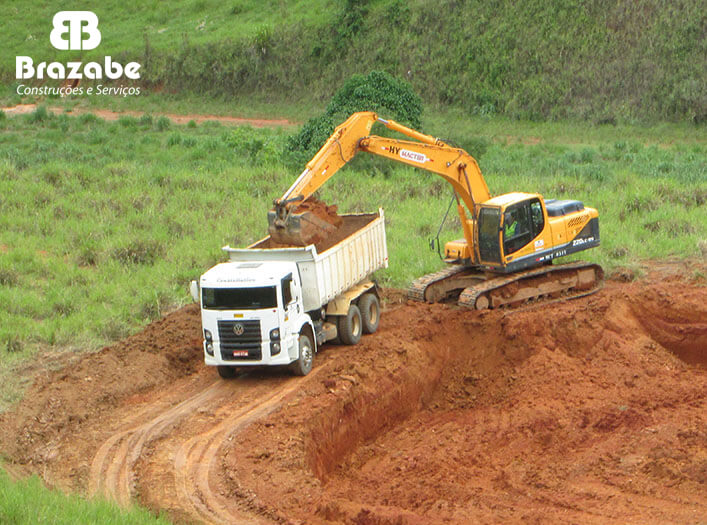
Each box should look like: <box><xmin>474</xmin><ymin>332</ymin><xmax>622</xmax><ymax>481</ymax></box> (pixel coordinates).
<box><xmin>217</xmin><ymin>365</ymin><xmax>236</xmax><ymax>379</ymax></box>
<box><xmin>291</xmin><ymin>333</ymin><xmax>314</xmax><ymax>376</ymax></box>
<box><xmin>358</xmin><ymin>293</ymin><xmax>380</xmax><ymax>334</ymax></box>
<box><xmin>338</xmin><ymin>304</ymin><xmax>362</xmax><ymax>345</ymax></box>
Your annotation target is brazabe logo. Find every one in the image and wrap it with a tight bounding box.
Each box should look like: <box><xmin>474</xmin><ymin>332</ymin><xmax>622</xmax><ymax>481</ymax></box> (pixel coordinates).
<box><xmin>50</xmin><ymin>11</ymin><xmax>101</xmax><ymax>51</ymax></box>
<box><xmin>16</xmin><ymin>11</ymin><xmax>141</xmax><ymax>97</ymax></box>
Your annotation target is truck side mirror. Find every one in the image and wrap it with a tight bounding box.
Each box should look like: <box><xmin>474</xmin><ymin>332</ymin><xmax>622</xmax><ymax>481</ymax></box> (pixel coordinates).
<box><xmin>189</xmin><ymin>280</ymin><xmax>200</xmax><ymax>303</ymax></box>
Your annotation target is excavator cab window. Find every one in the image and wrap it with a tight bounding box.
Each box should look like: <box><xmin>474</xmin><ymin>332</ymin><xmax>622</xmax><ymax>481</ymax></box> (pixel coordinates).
<box><xmin>503</xmin><ymin>202</ymin><xmax>533</xmax><ymax>255</ymax></box>
<box><xmin>530</xmin><ymin>200</ymin><xmax>544</xmax><ymax>234</ymax></box>
<box><xmin>478</xmin><ymin>207</ymin><xmax>502</xmax><ymax>263</ymax></box>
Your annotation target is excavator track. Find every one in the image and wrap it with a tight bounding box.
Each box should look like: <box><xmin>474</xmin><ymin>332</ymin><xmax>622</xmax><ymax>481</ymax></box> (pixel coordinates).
<box><xmin>408</xmin><ymin>265</ymin><xmax>482</xmax><ymax>303</ymax></box>
<box><xmin>458</xmin><ymin>261</ymin><xmax>604</xmax><ymax>310</ymax></box>
<box><xmin>408</xmin><ymin>261</ymin><xmax>603</xmax><ymax>310</ymax></box>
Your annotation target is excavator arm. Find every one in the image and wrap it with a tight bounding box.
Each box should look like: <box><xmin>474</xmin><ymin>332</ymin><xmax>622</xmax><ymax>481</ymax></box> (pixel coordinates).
<box><xmin>270</xmin><ymin>111</ymin><xmax>491</xmax><ymax>256</ymax></box>
<box><xmin>270</xmin><ymin>111</ymin><xmax>604</xmax><ymax>309</ymax></box>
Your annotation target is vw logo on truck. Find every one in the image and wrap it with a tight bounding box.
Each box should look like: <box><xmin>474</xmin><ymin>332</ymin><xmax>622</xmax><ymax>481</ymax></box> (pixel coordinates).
<box><xmin>233</xmin><ymin>323</ymin><xmax>244</xmax><ymax>336</ymax></box>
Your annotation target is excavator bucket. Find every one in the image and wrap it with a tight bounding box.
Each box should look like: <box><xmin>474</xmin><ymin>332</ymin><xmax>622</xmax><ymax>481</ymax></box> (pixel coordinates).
<box><xmin>267</xmin><ymin>198</ymin><xmax>343</xmax><ymax>246</ymax></box>
<box><xmin>267</xmin><ymin>209</ymin><xmax>336</xmax><ymax>246</ymax></box>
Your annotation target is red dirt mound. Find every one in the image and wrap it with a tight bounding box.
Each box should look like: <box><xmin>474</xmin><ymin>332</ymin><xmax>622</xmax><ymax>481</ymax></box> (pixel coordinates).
<box><xmin>0</xmin><ymin>263</ymin><xmax>705</xmax><ymax>525</ymax></box>
<box><xmin>0</xmin><ymin>304</ymin><xmax>203</xmax><ymax>490</ymax></box>
<box><xmin>225</xmin><ymin>272</ymin><xmax>707</xmax><ymax>524</ymax></box>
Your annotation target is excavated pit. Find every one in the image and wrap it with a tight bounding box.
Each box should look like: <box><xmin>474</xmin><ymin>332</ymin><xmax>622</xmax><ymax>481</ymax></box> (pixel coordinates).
<box><xmin>225</xmin><ymin>270</ymin><xmax>707</xmax><ymax>524</ymax></box>
<box><xmin>0</xmin><ymin>263</ymin><xmax>705</xmax><ymax>524</ymax></box>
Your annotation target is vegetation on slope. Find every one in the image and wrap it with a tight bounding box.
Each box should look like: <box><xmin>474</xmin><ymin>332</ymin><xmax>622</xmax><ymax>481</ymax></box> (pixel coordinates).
<box><xmin>0</xmin><ymin>466</ymin><xmax>169</xmax><ymax>525</ymax></box>
<box><xmin>3</xmin><ymin>0</ymin><xmax>705</xmax><ymax>122</ymax></box>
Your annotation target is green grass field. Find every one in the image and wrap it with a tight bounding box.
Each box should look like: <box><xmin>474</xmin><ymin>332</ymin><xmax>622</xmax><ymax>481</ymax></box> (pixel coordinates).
<box><xmin>0</xmin><ymin>106</ymin><xmax>705</xmax><ymax>408</ymax></box>
<box><xmin>2</xmin><ymin>0</ymin><xmax>326</xmax><ymax>59</ymax></box>
<box><xmin>0</xmin><ymin>464</ymin><xmax>169</xmax><ymax>524</ymax></box>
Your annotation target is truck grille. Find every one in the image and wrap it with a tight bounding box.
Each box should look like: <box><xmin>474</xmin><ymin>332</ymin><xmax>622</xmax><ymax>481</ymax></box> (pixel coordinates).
<box><xmin>218</xmin><ymin>320</ymin><xmax>262</xmax><ymax>360</ymax></box>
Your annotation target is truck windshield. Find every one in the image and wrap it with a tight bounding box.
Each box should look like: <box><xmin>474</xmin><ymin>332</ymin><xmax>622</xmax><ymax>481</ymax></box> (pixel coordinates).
<box><xmin>202</xmin><ymin>286</ymin><xmax>277</xmax><ymax>310</ymax></box>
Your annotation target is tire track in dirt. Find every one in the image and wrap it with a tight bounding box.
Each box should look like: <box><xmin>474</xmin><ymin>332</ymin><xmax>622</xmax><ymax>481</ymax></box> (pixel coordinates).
<box><xmin>1</xmin><ymin>104</ymin><xmax>294</xmax><ymax>127</ymax></box>
<box><xmin>88</xmin><ymin>379</ymin><xmax>228</xmax><ymax>505</ymax></box>
<box><xmin>89</xmin><ymin>367</ymin><xmax>322</xmax><ymax>524</ymax></box>
<box><xmin>174</xmin><ymin>367</ymin><xmax>324</xmax><ymax>525</ymax></box>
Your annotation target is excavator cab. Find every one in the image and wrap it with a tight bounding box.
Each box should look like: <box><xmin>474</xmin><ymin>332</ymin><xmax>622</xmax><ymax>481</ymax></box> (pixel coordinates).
<box><xmin>443</xmin><ymin>194</ymin><xmax>545</xmax><ymax>267</ymax></box>
<box><xmin>472</xmin><ymin>193</ymin><xmax>549</xmax><ymax>271</ymax></box>
<box><xmin>501</xmin><ymin>198</ymin><xmax>544</xmax><ymax>257</ymax></box>
<box><xmin>475</xmin><ymin>192</ymin><xmax>599</xmax><ymax>274</ymax></box>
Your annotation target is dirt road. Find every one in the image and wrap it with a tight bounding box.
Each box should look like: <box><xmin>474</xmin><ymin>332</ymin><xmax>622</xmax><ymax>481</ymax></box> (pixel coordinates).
<box><xmin>1</xmin><ymin>104</ymin><xmax>294</xmax><ymax>127</ymax></box>
<box><xmin>1</xmin><ymin>262</ymin><xmax>705</xmax><ymax>524</ymax></box>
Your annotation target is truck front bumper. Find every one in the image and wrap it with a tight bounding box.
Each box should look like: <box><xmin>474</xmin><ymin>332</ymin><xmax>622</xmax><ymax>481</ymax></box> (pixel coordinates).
<box><xmin>203</xmin><ymin>338</ymin><xmax>297</xmax><ymax>367</ymax></box>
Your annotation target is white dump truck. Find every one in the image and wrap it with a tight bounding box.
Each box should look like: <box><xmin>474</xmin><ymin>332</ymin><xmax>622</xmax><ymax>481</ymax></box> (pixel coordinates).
<box><xmin>190</xmin><ymin>210</ymin><xmax>388</xmax><ymax>377</ymax></box>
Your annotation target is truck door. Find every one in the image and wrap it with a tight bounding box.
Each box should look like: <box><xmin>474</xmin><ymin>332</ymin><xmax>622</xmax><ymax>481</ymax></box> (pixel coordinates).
<box><xmin>280</xmin><ymin>273</ymin><xmax>296</xmax><ymax>347</ymax></box>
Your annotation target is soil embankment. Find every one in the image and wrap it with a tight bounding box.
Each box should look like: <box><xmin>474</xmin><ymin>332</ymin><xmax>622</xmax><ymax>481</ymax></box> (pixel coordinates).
<box><xmin>1</xmin><ymin>262</ymin><xmax>705</xmax><ymax>524</ymax></box>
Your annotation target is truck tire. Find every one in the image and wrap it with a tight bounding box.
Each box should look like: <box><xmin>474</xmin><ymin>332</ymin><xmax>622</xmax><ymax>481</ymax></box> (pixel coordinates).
<box><xmin>291</xmin><ymin>333</ymin><xmax>314</xmax><ymax>376</ymax></box>
<box><xmin>217</xmin><ymin>365</ymin><xmax>236</xmax><ymax>379</ymax></box>
<box><xmin>358</xmin><ymin>293</ymin><xmax>380</xmax><ymax>334</ymax></box>
<box><xmin>338</xmin><ymin>304</ymin><xmax>362</xmax><ymax>345</ymax></box>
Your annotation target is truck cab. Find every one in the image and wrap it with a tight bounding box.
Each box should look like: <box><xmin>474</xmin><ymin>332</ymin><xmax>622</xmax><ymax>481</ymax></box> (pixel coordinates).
<box><xmin>197</xmin><ymin>260</ymin><xmax>314</xmax><ymax>376</ymax></box>
<box><xmin>192</xmin><ymin>211</ymin><xmax>388</xmax><ymax>378</ymax></box>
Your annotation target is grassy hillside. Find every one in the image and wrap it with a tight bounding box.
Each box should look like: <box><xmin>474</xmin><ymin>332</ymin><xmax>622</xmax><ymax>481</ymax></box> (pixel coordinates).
<box><xmin>2</xmin><ymin>0</ymin><xmax>327</xmax><ymax>58</ymax></box>
<box><xmin>2</xmin><ymin>0</ymin><xmax>705</xmax><ymax>122</ymax></box>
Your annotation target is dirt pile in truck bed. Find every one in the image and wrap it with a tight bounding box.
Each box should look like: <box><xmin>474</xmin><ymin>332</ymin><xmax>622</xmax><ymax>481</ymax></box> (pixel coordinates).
<box><xmin>0</xmin><ymin>262</ymin><xmax>705</xmax><ymax>524</ymax></box>
<box><xmin>268</xmin><ymin>197</ymin><xmax>345</xmax><ymax>247</ymax></box>
<box><xmin>297</xmin><ymin>197</ymin><xmax>343</xmax><ymax>230</ymax></box>
<box><xmin>258</xmin><ymin>212</ymin><xmax>377</xmax><ymax>253</ymax></box>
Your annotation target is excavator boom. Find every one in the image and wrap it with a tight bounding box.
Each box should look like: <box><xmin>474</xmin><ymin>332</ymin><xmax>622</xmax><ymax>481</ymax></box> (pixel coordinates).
<box><xmin>270</xmin><ymin>111</ymin><xmax>490</xmax><ymax>251</ymax></box>
<box><xmin>268</xmin><ymin>111</ymin><xmax>603</xmax><ymax>309</ymax></box>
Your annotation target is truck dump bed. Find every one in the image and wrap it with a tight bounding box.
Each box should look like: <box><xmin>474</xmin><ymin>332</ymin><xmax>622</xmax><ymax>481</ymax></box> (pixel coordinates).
<box><xmin>222</xmin><ymin>210</ymin><xmax>388</xmax><ymax>312</ymax></box>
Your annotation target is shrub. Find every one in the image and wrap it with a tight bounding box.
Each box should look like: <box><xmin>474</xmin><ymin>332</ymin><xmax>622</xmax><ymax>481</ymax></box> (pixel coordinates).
<box><xmin>167</xmin><ymin>133</ymin><xmax>182</xmax><ymax>147</ymax></box>
<box><xmin>4</xmin><ymin>336</ymin><xmax>22</xmax><ymax>353</ymax></box>
<box><xmin>286</xmin><ymin>71</ymin><xmax>423</xmax><ymax>166</ymax></box>
<box><xmin>139</xmin><ymin>114</ymin><xmax>153</xmax><ymax>127</ymax></box>
<box><xmin>27</xmin><ymin>106</ymin><xmax>49</xmax><ymax>124</ymax></box>
<box><xmin>78</xmin><ymin>112</ymin><xmax>99</xmax><ymax>126</ymax></box>
<box><xmin>155</xmin><ymin>116</ymin><xmax>171</xmax><ymax>131</ymax></box>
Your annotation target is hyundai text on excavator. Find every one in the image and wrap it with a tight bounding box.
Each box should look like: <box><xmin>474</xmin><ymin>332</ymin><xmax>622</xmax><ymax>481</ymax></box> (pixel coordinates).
<box><xmin>268</xmin><ymin>112</ymin><xmax>602</xmax><ymax>309</ymax></box>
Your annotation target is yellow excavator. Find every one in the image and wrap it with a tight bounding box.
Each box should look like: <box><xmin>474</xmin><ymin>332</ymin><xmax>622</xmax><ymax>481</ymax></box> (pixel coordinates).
<box><xmin>268</xmin><ymin>111</ymin><xmax>602</xmax><ymax>309</ymax></box>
